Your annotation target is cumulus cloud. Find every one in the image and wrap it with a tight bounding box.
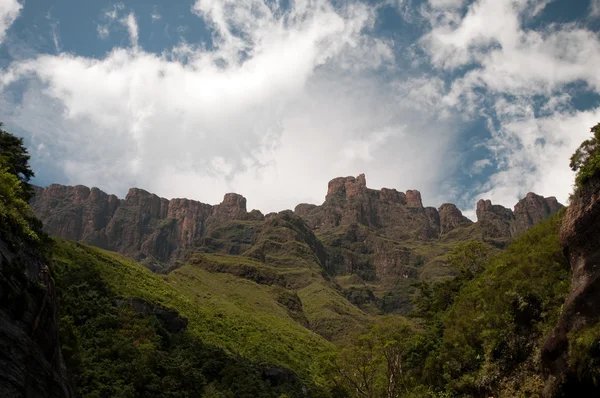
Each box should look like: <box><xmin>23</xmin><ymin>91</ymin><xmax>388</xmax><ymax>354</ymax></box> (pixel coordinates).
<box><xmin>418</xmin><ymin>0</ymin><xmax>600</xmax><ymax>212</ymax></box>
<box><xmin>1</xmin><ymin>0</ymin><xmax>464</xmax><ymax>212</ymax></box>
<box><xmin>0</xmin><ymin>0</ymin><xmax>21</xmax><ymax>42</ymax></box>
<box><xmin>2</xmin><ymin>0</ymin><xmax>598</xmax><ymax>216</ymax></box>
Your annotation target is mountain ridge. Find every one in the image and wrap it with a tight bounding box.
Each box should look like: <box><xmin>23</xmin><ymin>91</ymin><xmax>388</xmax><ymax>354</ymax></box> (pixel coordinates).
<box><xmin>30</xmin><ymin>175</ymin><xmax>563</xmax><ymax>282</ymax></box>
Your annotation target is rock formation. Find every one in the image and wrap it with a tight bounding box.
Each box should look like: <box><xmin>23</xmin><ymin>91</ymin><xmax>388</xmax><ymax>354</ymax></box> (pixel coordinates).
<box><xmin>475</xmin><ymin>192</ymin><xmax>563</xmax><ymax>239</ymax></box>
<box><xmin>439</xmin><ymin>203</ymin><xmax>472</xmax><ymax>235</ymax></box>
<box><xmin>542</xmin><ymin>174</ymin><xmax>600</xmax><ymax>391</ymax></box>
<box><xmin>30</xmin><ymin>176</ymin><xmax>562</xmax><ymax>279</ymax></box>
<box><xmin>0</xmin><ymin>234</ymin><xmax>73</xmax><ymax>397</ymax></box>
<box><xmin>30</xmin><ymin>184</ymin><xmax>262</xmax><ymax>270</ymax></box>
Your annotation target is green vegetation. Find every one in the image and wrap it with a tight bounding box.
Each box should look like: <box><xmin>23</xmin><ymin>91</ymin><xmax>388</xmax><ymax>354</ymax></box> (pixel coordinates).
<box><xmin>53</xmin><ymin>240</ymin><xmax>312</xmax><ymax>397</ymax></box>
<box><xmin>0</xmin><ymin>123</ymin><xmax>36</xmax><ymax>200</ymax></box>
<box><xmin>570</xmin><ymin>122</ymin><xmax>600</xmax><ymax>191</ymax></box>
<box><xmin>0</xmin><ymin>125</ymin><xmax>45</xmax><ymax>247</ymax></box>
<box><xmin>52</xmin><ymin>241</ymin><xmax>334</xmax><ymax>381</ymax></box>
<box><xmin>317</xmin><ymin>212</ymin><xmax>571</xmax><ymax>397</ymax></box>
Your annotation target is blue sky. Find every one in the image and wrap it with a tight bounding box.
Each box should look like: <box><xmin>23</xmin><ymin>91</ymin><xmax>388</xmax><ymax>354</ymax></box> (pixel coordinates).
<box><xmin>1</xmin><ymin>0</ymin><xmax>599</xmax><ymax>219</ymax></box>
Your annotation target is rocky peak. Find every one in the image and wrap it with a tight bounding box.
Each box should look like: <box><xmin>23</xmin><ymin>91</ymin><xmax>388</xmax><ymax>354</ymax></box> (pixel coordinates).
<box><xmin>438</xmin><ymin>203</ymin><xmax>472</xmax><ymax>234</ymax></box>
<box><xmin>475</xmin><ymin>194</ymin><xmax>563</xmax><ymax>239</ymax></box>
<box><xmin>211</xmin><ymin>193</ymin><xmax>248</xmax><ymax>224</ymax></box>
<box><xmin>31</xmin><ymin>184</ymin><xmax>256</xmax><ymax>270</ymax></box>
<box><xmin>124</xmin><ymin>188</ymin><xmax>169</xmax><ymax>219</ymax></box>
<box><xmin>325</xmin><ymin>174</ymin><xmax>367</xmax><ymax>202</ymax></box>
<box><xmin>476</xmin><ymin>199</ymin><xmax>514</xmax><ymax>223</ymax></box>
<box><xmin>405</xmin><ymin>190</ymin><xmax>423</xmax><ymax>208</ymax></box>
<box><xmin>513</xmin><ymin>192</ymin><xmax>564</xmax><ymax>236</ymax></box>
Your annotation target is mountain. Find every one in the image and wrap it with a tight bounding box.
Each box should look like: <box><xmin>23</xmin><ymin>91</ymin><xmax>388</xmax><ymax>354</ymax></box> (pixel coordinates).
<box><xmin>30</xmin><ymin>175</ymin><xmax>563</xmax><ymax>319</ymax></box>
<box><xmin>31</xmin><ymin>175</ymin><xmax>561</xmax><ymax>274</ymax></box>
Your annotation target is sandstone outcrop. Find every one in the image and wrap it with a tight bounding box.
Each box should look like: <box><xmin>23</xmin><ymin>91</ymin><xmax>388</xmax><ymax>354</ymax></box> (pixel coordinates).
<box><xmin>439</xmin><ymin>203</ymin><xmax>472</xmax><ymax>235</ymax></box>
<box><xmin>31</xmin><ymin>185</ymin><xmax>261</xmax><ymax>269</ymax></box>
<box><xmin>31</xmin><ymin>177</ymin><xmax>562</xmax><ymax>281</ymax></box>
<box><xmin>475</xmin><ymin>192</ymin><xmax>563</xmax><ymax>239</ymax></box>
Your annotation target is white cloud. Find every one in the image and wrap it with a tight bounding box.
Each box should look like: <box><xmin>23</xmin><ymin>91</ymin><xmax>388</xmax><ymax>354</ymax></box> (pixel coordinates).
<box><xmin>0</xmin><ymin>0</ymin><xmax>22</xmax><ymax>42</ymax></box>
<box><xmin>1</xmin><ymin>0</ymin><xmax>464</xmax><ymax>212</ymax></box>
<box><xmin>591</xmin><ymin>0</ymin><xmax>600</xmax><ymax>17</ymax></box>
<box><xmin>97</xmin><ymin>25</ymin><xmax>110</xmax><ymax>39</ymax></box>
<box><xmin>121</xmin><ymin>13</ymin><xmax>139</xmax><ymax>47</ymax></box>
<box><xmin>417</xmin><ymin>0</ymin><xmax>600</xmax><ymax>213</ymax></box>
<box><xmin>471</xmin><ymin>159</ymin><xmax>491</xmax><ymax>175</ymax></box>
<box><xmin>2</xmin><ymin>0</ymin><xmax>598</xmax><ymax>216</ymax></box>
<box><xmin>151</xmin><ymin>10</ymin><xmax>161</xmax><ymax>22</ymax></box>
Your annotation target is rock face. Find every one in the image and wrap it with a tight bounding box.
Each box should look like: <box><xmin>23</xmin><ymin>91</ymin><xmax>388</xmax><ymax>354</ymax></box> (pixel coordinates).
<box><xmin>439</xmin><ymin>203</ymin><xmax>472</xmax><ymax>235</ymax></box>
<box><xmin>296</xmin><ymin>174</ymin><xmax>441</xmax><ymax>240</ymax></box>
<box><xmin>30</xmin><ymin>177</ymin><xmax>562</xmax><ymax>281</ymax></box>
<box><xmin>475</xmin><ymin>192</ymin><xmax>563</xmax><ymax>239</ymax></box>
<box><xmin>0</xmin><ymin>236</ymin><xmax>73</xmax><ymax>397</ymax></box>
<box><xmin>542</xmin><ymin>174</ymin><xmax>600</xmax><ymax>389</ymax></box>
<box><xmin>30</xmin><ymin>184</ymin><xmax>262</xmax><ymax>269</ymax></box>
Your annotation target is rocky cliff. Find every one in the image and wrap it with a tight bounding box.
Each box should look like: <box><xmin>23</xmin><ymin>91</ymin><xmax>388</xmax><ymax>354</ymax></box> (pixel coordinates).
<box><xmin>0</xmin><ymin>233</ymin><xmax>73</xmax><ymax>397</ymax></box>
<box><xmin>542</xmin><ymin>173</ymin><xmax>600</xmax><ymax>393</ymax></box>
<box><xmin>31</xmin><ymin>176</ymin><xmax>561</xmax><ymax>278</ymax></box>
<box><xmin>31</xmin><ymin>185</ymin><xmax>263</xmax><ymax>270</ymax></box>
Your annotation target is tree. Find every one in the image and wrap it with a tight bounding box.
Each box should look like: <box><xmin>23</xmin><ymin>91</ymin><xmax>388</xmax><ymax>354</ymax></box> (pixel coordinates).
<box><xmin>447</xmin><ymin>241</ymin><xmax>495</xmax><ymax>280</ymax></box>
<box><xmin>0</xmin><ymin>122</ymin><xmax>35</xmax><ymax>200</ymax></box>
<box><xmin>570</xmin><ymin>123</ymin><xmax>600</xmax><ymax>190</ymax></box>
<box><xmin>318</xmin><ymin>317</ymin><xmax>419</xmax><ymax>398</ymax></box>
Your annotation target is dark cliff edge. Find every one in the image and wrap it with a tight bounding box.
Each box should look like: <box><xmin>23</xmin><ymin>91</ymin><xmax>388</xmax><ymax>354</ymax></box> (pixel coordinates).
<box><xmin>542</xmin><ymin>174</ymin><xmax>600</xmax><ymax>395</ymax></box>
<box><xmin>0</xmin><ymin>234</ymin><xmax>73</xmax><ymax>397</ymax></box>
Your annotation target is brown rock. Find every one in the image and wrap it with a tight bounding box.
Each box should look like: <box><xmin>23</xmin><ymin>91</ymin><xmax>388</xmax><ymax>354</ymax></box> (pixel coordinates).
<box><xmin>379</xmin><ymin>188</ymin><xmax>407</xmax><ymax>204</ymax></box>
<box><xmin>0</xmin><ymin>232</ymin><xmax>74</xmax><ymax>397</ymax></box>
<box><xmin>542</xmin><ymin>175</ymin><xmax>600</xmax><ymax>385</ymax></box>
<box><xmin>439</xmin><ymin>203</ymin><xmax>472</xmax><ymax>234</ymax></box>
<box><xmin>31</xmin><ymin>184</ymin><xmax>253</xmax><ymax>270</ymax></box>
<box><xmin>405</xmin><ymin>190</ymin><xmax>423</xmax><ymax>208</ymax></box>
<box><xmin>513</xmin><ymin>192</ymin><xmax>564</xmax><ymax>236</ymax></box>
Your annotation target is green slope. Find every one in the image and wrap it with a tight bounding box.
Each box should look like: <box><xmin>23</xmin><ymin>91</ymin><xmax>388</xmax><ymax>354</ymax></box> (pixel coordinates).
<box><xmin>52</xmin><ymin>240</ymin><xmax>335</xmax><ymax>379</ymax></box>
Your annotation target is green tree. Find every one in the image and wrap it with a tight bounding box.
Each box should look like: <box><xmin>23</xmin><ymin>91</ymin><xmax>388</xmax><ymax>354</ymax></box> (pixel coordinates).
<box><xmin>0</xmin><ymin>122</ymin><xmax>35</xmax><ymax>200</ymax></box>
<box><xmin>0</xmin><ymin>161</ymin><xmax>39</xmax><ymax>242</ymax></box>
<box><xmin>319</xmin><ymin>317</ymin><xmax>419</xmax><ymax>398</ymax></box>
<box><xmin>570</xmin><ymin>122</ymin><xmax>600</xmax><ymax>190</ymax></box>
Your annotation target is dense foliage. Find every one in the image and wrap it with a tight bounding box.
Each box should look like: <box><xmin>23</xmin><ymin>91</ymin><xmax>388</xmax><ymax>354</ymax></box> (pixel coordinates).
<box><xmin>570</xmin><ymin>122</ymin><xmax>600</xmax><ymax>190</ymax></box>
<box><xmin>317</xmin><ymin>213</ymin><xmax>571</xmax><ymax>397</ymax></box>
<box><xmin>52</xmin><ymin>240</ymin><xmax>312</xmax><ymax>398</ymax></box>
<box><xmin>0</xmin><ymin>125</ymin><xmax>46</xmax><ymax>247</ymax></box>
<box><xmin>0</xmin><ymin>123</ymin><xmax>36</xmax><ymax>200</ymax></box>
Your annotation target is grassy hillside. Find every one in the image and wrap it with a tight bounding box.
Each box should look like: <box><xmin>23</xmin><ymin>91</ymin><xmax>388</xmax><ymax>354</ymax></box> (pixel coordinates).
<box><xmin>52</xmin><ymin>240</ymin><xmax>335</xmax><ymax>380</ymax></box>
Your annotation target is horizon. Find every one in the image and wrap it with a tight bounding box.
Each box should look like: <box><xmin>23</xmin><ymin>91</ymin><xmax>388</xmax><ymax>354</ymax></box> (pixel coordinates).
<box><xmin>1</xmin><ymin>0</ymin><xmax>598</xmax><ymax>220</ymax></box>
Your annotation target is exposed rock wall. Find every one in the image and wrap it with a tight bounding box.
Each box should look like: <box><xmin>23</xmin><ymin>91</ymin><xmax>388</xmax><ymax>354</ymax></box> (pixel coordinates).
<box><xmin>542</xmin><ymin>174</ymin><xmax>600</xmax><ymax>388</ymax></box>
<box><xmin>30</xmin><ymin>176</ymin><xmax>562</xmax><ymax>278</ymax></box>
<box><xmin>31</xmin><ymin>185</ymin><xmax>262</xmax><ymax>268</ymax></box>
<box><xmin>475</xmin><ymin>192</ymin><xmax>563</xmax><ymax>239</ymax></box>
<box><xmin>0</xmin><ymin>237</ymin><xmax>73</xmax><ymax>397</ymax></box>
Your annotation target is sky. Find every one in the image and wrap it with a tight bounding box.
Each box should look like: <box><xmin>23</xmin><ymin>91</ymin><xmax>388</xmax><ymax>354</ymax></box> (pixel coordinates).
<box><xmin>0</xmin><ymin>0</ymin><xmax>599</xmax><ymax>220</ymax></box>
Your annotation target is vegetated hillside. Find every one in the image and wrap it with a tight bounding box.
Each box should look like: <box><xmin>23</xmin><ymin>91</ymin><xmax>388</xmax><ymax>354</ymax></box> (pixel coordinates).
<box><xmin>51</xmin><ymin>239</ymin><xmax>328</xmax><ymax>397</ymax></box>
<box><xmin>316</xmin><ymin>211</ymin><xmax>572</xmax><ymax>397</ymax></box>
<box><xmin>51</xmin><ymin>240</ymin><xmax>334</xmax><ymax>382</ymax></box>
<box><xmin>31</xmin><ymin>173</ymin><xmax>562</xmax><ymax>321</ymax></box>
<box><xmin>315</xmin><ymin>124</ymin><xmax>600</xmax><ymax>398</ymax></box>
